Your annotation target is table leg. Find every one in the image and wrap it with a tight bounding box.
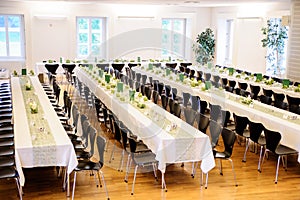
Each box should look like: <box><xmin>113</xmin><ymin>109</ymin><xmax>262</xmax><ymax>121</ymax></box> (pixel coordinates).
<box><xmin>66</xmin><ymin>173</ymin><xmax>70</xmax><ymax>197</ymax></box>
<box><xmin>161</xmin><ymin>173</ymin><xmax>167</xmax><ymax>192</ymax></box>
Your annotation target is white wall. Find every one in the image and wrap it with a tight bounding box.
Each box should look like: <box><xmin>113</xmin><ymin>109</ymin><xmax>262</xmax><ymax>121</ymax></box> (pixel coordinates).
<box><xmin>0</xmin><ymin>1</ymin><xmax>291</xmax><ymax>75</ymax></box>
<box><xmin>0</xmin><ymin>1</ymin><xmax>210</xmax><ymax>72</ymax></box>
<box><xmin>211</xmin><ymin>3</ymin><xmax>290</xmax><ymax>74</ymax></box>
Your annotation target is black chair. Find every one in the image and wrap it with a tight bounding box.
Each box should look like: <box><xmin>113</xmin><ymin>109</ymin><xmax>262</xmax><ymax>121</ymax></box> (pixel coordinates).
<box><xmin>128</xmin><ymin>63</ymin><xmax>138</xmax><ymax>69</ymax></box>
<box><xmin>208</xmin><ymin>119</ymin><xmax>223</xmax><ymax>149</ymax></box>
<box><xmin>250</xmin><ymin>84</ymin><xmax>261</xmax><ymax>100</ymax></box>
<box><xmin>200</xmin><ymin>100</ymin><xmax>208</xmax><ymax>115</ymax></box>
<box><xmin>125</xmin><ymin>136</ymin><xmax>158</xmax><ymax>195</ymax></box>
<box><xmin>173</xmin><ymin>102</ymin><xmax>182</xmax><ymax>118</ymax></box>
<box><xmin>152</xmin><ymin>90</ymin><xmax>159</xmax><ymax>104</ymax></box>
<box><xmin>183</xmin><ymin>107</ymin><xmax>197</xmax><ymax>127</ymax></box>
<box><xmin>182</xmin><ymin>92</ymin><xmax>191</xmax><ymax>107</ymax></box>
<box><xmin>144</xmin><ymin>86</ymin><xmax>152</xmax><ymax>100</ymax></box>
<box><xmin>260</xmin><ymin>95</ymin><xmax>272</xmax><ymax>105</ymax></box>
<box><xmin>161</xmin><ymin>94</ymin><xmax>168</xmax><ymax>110</ymax></box>
<box><xmin>72</xmin><ymin>135</ymin><xmax>109</xmax><ymax>200</ymax></box>
<box><xmin>168</xmin><ymin>98</ymin><xmax>175</xmax><ymax>114</ymax></box>
<box><xmin>228</xmin><ymin>80</ymin><xmax>236</xmax><ymax>88</ymax></box>
<box><xmin>233</xmin><ymin>113</ymin><xmax>249</xmax><ymax>146</ymax></box>
<box><xmin>243</xmin><ymin>121</ymin><xmax>266</xmax><ymax>172</ymax></box>
<box><xmin>263</xmin><ymin>88</ymin><xmax>273</xmax><ymax>97</ymax></box>
<box><xmin>62</xmin><ymin>63</ymin><xmax>76</xmax><ymax>83</ymax></box>
<box><xmin>273</xmin><ymin>92</ymin><xmax>288</xmax><ymax>110</ymax></box>
<box><xmin>261</xmin><ymin>128</ymin><xmax>298</xmax><ymax>184</ymax></box>
<box><xmin>238</xmin><ymin>82</ymin><xmax>248</xmax><ymax>90</ymax></box>
<box><xmin>112</xmin><ymin>63</ymin><xmax>125</xmax><ymax>72</ymax></box>
<box><xmin>0</xmin><ymin>166</ymin><xmax>22</xmax><ymax>199</ymax></box>
<box><xmin>166</xmin><ymin>63</ymin><xmax>177</xmax><ymax>69</ymax></box>
<box><xmin>286</xmin><ymin>95</ymin><xmax>300</xmax><ymax>114</ymax></box>
<box><xmin>190</xmin><ymin>95</ymin><xmax>200</xmax><ymax>112</ymax></box>
<box><xmin>96</xmin><ymin>63</ymin><xmax>109</xmax><ymax>70</ymax></box>
<box><xmin>221</xmin><ymin>78</ymin><xmax>228</xmax><ymax>88</ymax></box>
<box><xmin>165</xmin><ymin>85</ymin><xmax>172</xmax><ymax>98</ymax></box>
<box><xmin>209</xmin><ymin>104</ymin><xmax>221</xmax><ymax>123</ymax></box>
<box><xmin>205</xmin><ymin>73</ymin><xmax>211</xmax><ymax>81</ymax></box>
<box><xmin>198</xmin><ymin>113</ymin><xmax>210</xmax><ymax>133</ymax></box>
<box><xmin>212</xmin><ymin>127</ymin><xmax>238</xmax><ymax>187</ymax></box>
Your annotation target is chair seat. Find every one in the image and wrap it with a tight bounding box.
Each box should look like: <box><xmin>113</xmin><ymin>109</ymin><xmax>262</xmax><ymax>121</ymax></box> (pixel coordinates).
<box><xmin>275</xmin><ymin>144</ymin><xmax>298</xmax><ymax>155</ymax></box>
<box><xmin>0</xmin><ymin>147</ymin><xmax>14</xmax><ymax>156</ymax></box>
<box><xmin>75</xmin><ymin>160</ymin><xmax>102</xmax><ymax>171</ymax></box>
<box><xmin>0</xmin><ymin>139</ymin><xmax>14</xmax><ymax>147</ymax></box>
<box><xmin>0</xmin><ymin>157</ymin><xmax>15</xmax><ymax>167</ymax></box>
<box><xmin>133</xmin><ymin>152</ymin><xmax>157</xmax><ymax>165</ymax></box>
<box><xmin>214</xmin><ymin>151</ymin><xmax>231</xmax><ymax>159</ymax></box>
<box><xmin>257</xmin><ymin>136</ymin><xmax>266</xmax><ymax>145</ymax></box>
<box><xmin>0</xmin><ymin>167</ymin><xmax>18</xmax><ymax>179</ymax></box>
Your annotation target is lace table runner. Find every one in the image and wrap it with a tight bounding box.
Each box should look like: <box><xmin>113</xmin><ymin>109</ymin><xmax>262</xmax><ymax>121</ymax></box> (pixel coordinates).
<box><xmin>19</xmin><ymin>77</ymin><xmax>57</xmax><ymax>166</ymax></box>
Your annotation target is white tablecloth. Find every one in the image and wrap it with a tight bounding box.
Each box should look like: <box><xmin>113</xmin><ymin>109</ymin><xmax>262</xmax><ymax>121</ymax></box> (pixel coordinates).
<box><xmin>12</xmin><ymin>76</ymin><xmax>78</xmax><ymax>186</ymax></box>
<box><xmin>74</xmin><ymin>67</ymin><xmax>215</xmax><ymax>174</ymax></box>
<box><xmin>134</xmin><ymin>67</ymin><xmax>300</xmax><ymax>162</ymax></box>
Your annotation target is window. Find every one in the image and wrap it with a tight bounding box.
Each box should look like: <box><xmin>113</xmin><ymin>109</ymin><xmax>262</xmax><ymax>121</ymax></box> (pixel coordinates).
<box><xmin>225</xmin><ymin>19</ymin><xmax>234</xmax><ymax>64</ymax></box>
<box><xmin>76</xmin><ymin>17</ymin><xmax>106</xmax><ymax>59</ymax></box>
<box><xmin>0</xmin><ymin>14</ymin><xmax>25</xmax><ymax>60</ymax></box>
<box><xmin>265</xmin><ymin>18</ymin><xmax>289</xmax><ymax>76</ymax></box>
<box><xmin>161</xmin><ymin>18</ymin><xmax>186</xmax><ymax>58</ymax></box>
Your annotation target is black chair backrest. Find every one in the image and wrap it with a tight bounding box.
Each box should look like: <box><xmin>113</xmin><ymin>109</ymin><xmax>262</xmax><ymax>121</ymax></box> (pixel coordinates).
<box><xmin>88</xmin><ymin>126</ymin><xmax>97</xmax><ymax>157</ymax></box>
<box><xmin>264</xmin><ymin>128</ymin><xmax>281</xmax><ymax>153</ymax></box>
<box><xmin>205</xmin><ymin>73</ymin><xmax>211</xmax><ymax>81</ymax></box>
<box><xmin>222</xmin><ymin>78</ymin><xmax>228</xmax><ymax>86</ymax></box>
<box><xmin>229</xmin><ymin>80</ymin><xmax>236</xmax><ymax>88</ymax></box>
<box><xmin>182</xmin><ymin>92</ymin><xmax>191</xmax><ymax>107</ymax></box>
<box><xmin>173</xmin><ymin>102</ymin><xmax>181</xmax><ymax>118</ymax></box>
<box><xmin>221</xmin><ymin>127</ymin><xmax>236</xmax><ymax>158</ymax></box>
<box><xmin>209</xmin><ymin>119</ymin><xmax>222</xmax><ymax>148</ymax></box>
<box><xmin>191</xmin><ymin>95</ymin><xmax>200</xmax><ymax>111</ymax></box>
<box><xmin>287</xmin><ymin>95</ymin><xmax>300</xmax><ymax>106</ymax></box>
<box><xmin>248</xmin><ymin>121</ymin><xmax>265</xmax><ymax>143</ymax></box>
<box><xmin>152</xmin><ymin>90</ymin><xmax>159</xmax><ymax>104</ymax></box>
<box><xmin>273</xmin><ymin>92</ymin><xmax>285</xmax><ymax>102</ymax></box>
<box><xmin>168</xmin><ymin>98</ymin><xmax>175</xmax><ymax>114</ymax></box>
<box><xmin>200</xmin><ymin>100</ymin><xmax>208</xmax><ymax>115</ymax></box>
<box><xmin>166</xmin><ymin>63</ymin><xmax>177</xmax><ymax>69</ymax></box>
<box><xmin>198</xmin><ymin>113</ymin><xmax>210</xmax><ymax>133</ymax></box>
<box><xmin>112</xmin><ymin>63</ymin><xmax>125</xmax><ymax>72</ymax></box>
<box><xmin>161</xmin><ymin>95</ymin><xmax>168</xmax><ymax>110</ymax></box>
<box><xmin>183</xmin><ymin>107</ymin><xmax>197</xmax><ymax>126</ymax></box>
<box><xmin>263</xmin><ymin>88</ymin><xmax>273</xmax><ymax>97</ymax></box>
<box><xmin>165</xmin><ymin>85</ymin><xmax>171</xmax><ymax>97</ymax></box>
<box><xmin>144</xmin><ymin>86</ymin><xmax>152</xmax><ymax>100</ymax></box>
<box><xmin>260</xmin><ymin>95</ymin><xmax>272</xmax><ymax>105</ymax></box>
<box><xmin>238</xmin><ymin>82</ymin><xmax>248</xmax><ymax>90</ymax></box>
<box><xmin>113</xmin><ymin>121</ymin><xmax>121</xmax><ymax>142</ymax></box>
<box><xmin>209</xmin><ymin>104</ymin><xmax>221</xmax><ymax>122</ymax></box>
<box><xmin>233</xmin><ymin>113</ymin><xmax>249</xmax><ymax>136</ymax></box>
<box><xmin>45</xmin><ymin>64</ymin><xmax>59</xmax><ymax>74</ymax></box>
<box><xmin>96</xmin><ymin>63</ymin><xmax>109</xmax><ymax>70</ymax></box>
<box><xmin>96</xmin><ymin>135</ymin><xmax>106</xmax><ymax>166</ymax></box>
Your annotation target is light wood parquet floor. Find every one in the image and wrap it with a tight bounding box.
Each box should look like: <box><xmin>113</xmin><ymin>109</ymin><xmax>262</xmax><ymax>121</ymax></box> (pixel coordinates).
<box><xmin>1</xmin><ymin>77</ymin><xmax>300</xmax><ymax>200</ymax></box>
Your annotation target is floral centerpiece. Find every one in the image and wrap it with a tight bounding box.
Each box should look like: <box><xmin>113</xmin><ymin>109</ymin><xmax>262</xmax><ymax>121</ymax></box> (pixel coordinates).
<box><xmin>294</xmin><ymin>85</ymin><xmax>300</xmax><ymax>92</ymax></box>
<box><xmin>29</xmin><ymin>101</ymin><xmax>38</xmax><ymax>114</ymax></box>
<box><xmin>241</xmin><ymin>96</ymin><xmax>253</xmax><ymax>105</ymax></box>
<box><xmin>13</xmin><ymin>70</ymin><xmax>18</xmax><ymax>76</ymax></box>
<box><xmin>25</xmin><ymin>81</ymin><xmax>32</xmax><ymax>90</ymax></box>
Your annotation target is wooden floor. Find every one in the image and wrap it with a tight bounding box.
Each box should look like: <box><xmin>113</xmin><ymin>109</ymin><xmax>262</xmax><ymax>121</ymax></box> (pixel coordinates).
<box><xmin>1</xmin><ymin>78</ymin><xmax>300</xmax><ymax>200</ymax></box>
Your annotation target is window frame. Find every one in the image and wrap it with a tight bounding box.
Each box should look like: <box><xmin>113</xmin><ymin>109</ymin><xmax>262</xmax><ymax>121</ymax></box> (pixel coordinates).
<box><xmin>0</xmin><ymin>14</ymin><xmax>25</xmax><ymax>61</ymax></box>
<box><xmin>76</xmin><ymin>16</ymin><xmax>107</xmax><ymax>59</ymax></box>
<box><xmin>161</xmin><ymin>18</ymin><xmax>187</xmax><ymax>58</ymax></box>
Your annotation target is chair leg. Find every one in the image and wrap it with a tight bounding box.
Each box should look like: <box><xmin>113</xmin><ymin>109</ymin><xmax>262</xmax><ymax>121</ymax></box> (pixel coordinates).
<box><xmin>131</xmin><ymin>165</ymin><xmax>139</xmax><ymax>195</ymax></box>
<box><xmin>118</xmin><ymin>149</ymin><xmax>125</xmax><ymax>172</ymax></box>
<box><xmin>15</xmin><ymin>177</ymin><xmax>23</xmax><ymax>200</ymax></box>
<box><xmin>98</xmin><ymin>171</ymin><xmax>110</xmax><ymax>200</ymax></box>
<box><xmin>258</xmin><ymin>145</ymin><xmax>264</xmax><ymax>171</ymax></box>
<box><xmin>152</xmin><ymin>163</ymin><xmax>158</xmax><ymax>181</ymax></box>
<box><xmin>242</xmin><ymin>138</ymin><xmax>250</xmax><ymax>162</ymax></box>
<box><xmin>109</xmin><ymin>143</ymin><xmax>116</xmax><ymax>163</ymax></box>
<box><xmin>275</xmin><ymin>156</ymin><xmax>281</xmax><ymax>184</ymax></box>
<box><xmin>218</xmin><ymin>159</ymin><xmax>223</xmax><ymax>175</ymax></box>
<box><xmin>260</xmin><ymin>149</ymin><xmax>268</xmax><ymax>173</ymax></box>
<box><xmin>229</xmin><ymin>159</ymin><xmax>238</xmax><ymax>186</ymax></box>
<box><xmin>95</xmin><ymin>170</ymin><xmax>102</xmax><ymax>187</ymax></box>
<box><xmin>124</xmin><ymin>155</ymin><xmax>132</xmax><ymax>183</ymax></box>
<box><xmin>72</xmin><ymin>172</ymin><xmax>77</xmax><ymax>200</ymax></box>
<box><xmin>191</xmin><ymin>162</ymin><xmax>198</xmax><ymax>178</ymax></box>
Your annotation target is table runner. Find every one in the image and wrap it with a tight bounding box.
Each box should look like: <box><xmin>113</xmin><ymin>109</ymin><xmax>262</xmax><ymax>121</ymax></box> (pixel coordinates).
<box><xmin>19</xmin><ymin>76</ymin><xmax>57</xmax><ymax>166</ymax></box>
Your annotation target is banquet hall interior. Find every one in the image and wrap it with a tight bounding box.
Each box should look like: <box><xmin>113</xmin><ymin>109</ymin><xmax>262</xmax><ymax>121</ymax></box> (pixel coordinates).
<box><xmin>0</xmin><ymin>0</ymin><xmax>300</xmax><ymax>199</ymax></box>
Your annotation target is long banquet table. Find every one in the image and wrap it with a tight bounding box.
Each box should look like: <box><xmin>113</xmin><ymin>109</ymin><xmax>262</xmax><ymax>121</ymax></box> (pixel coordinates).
<box><xmin>74</xmin><ymin>67</ymin><xmax>215</xmax><ymax>189</ymax></box>
<box><xmin>11</xmin><ymin>76</ymin><xmax>78</xmax><ymax>195</ymax></box>
<box><xmin>133</xmin><ymin>66</ymin><xmax>300</xmax><ymax>163</ymax></box>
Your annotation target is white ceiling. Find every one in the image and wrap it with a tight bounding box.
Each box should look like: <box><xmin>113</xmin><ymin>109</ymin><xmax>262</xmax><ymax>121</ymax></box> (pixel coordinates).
<box><xmin>3</xmin><ymin>0</ymin><xmax>291</xmax><ymax>7</ymax></box>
